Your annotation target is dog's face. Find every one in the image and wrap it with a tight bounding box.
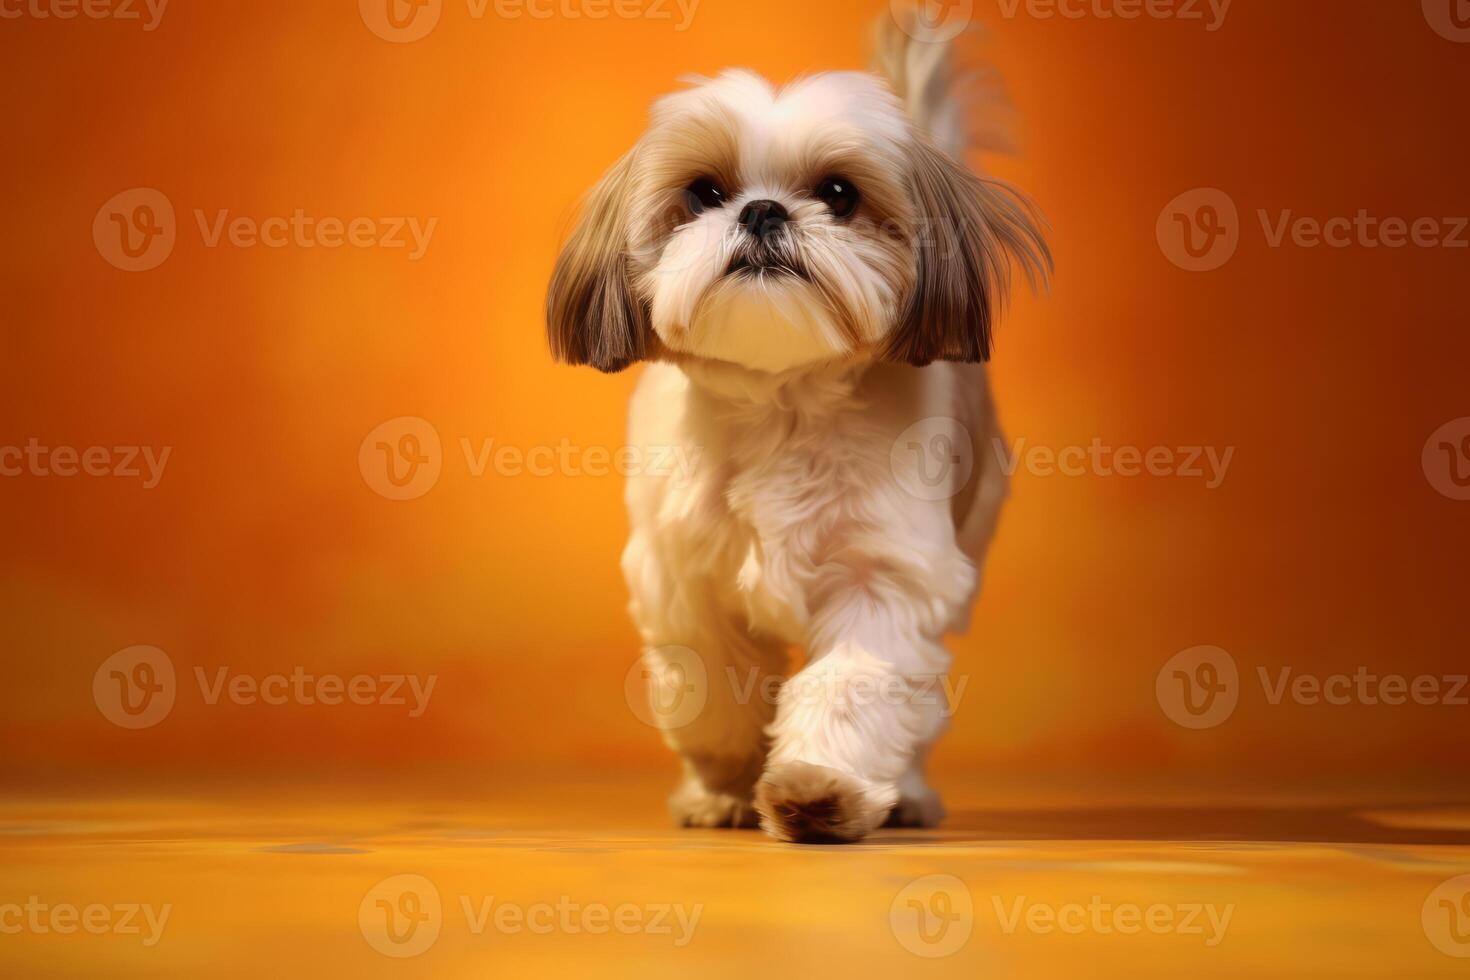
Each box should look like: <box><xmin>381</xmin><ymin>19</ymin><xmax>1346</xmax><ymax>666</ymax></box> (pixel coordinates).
<box><xmin>548</xmin><ymin>70</ymin><xmax>1047</xmax><ymax>375</ymax></box>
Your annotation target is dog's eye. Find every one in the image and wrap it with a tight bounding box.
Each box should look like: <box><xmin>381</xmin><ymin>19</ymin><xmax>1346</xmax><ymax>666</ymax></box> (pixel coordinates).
<box><xmin>815</xmin><ymin>176</ymin><xmax>860</xmax><ymax>218</ymax></box>
<box><xmin>685</xmin><ymin>178</ymin><xmax>728</xmax><ymax>215</ymax></box>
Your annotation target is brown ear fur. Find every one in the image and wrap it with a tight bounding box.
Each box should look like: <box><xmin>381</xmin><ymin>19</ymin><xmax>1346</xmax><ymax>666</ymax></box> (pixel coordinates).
<box><xmin>882</xmin><ymin>136</ymin><xmax>1051</xmax><ymax>366</ymax></box>
<box><xmin>546</xmin><ymin>151</ymin><xmax>652</xmax><ymax>373</ymax></box>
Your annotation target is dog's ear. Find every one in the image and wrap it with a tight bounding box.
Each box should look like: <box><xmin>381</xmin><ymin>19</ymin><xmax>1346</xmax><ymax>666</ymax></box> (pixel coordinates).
<box><xmin>882</xmin><ymin>135</ymin><xmax>1051</xmax><ymax>366</ymax></box>
<box><xmin>547</xmin><ymin>150</ymin><xmax>652</xmax><ymax>373</ymax></box>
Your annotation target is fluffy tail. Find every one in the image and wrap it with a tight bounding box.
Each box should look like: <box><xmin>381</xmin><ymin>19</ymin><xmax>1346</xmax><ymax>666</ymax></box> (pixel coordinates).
<box><xmin>872</xmin><ymin>5</ymin><xmax>1017</xmax><ymax>162</ymax></box>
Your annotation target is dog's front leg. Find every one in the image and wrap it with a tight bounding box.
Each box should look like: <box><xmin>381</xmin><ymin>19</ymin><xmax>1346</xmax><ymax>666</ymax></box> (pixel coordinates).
<box><xmin>641</xmin><ymin>616</ymin><xmax>787</xmax><ymax>830</ymax></box>
<box><xmin>753</xmin><ymin>576</ymin><xmax>955</xmax><ymax>843</ymax></box>
<box><xmin>625</xmin><ymin>522</ymin><xmax>789</xmax><ymax>828</ymax></box>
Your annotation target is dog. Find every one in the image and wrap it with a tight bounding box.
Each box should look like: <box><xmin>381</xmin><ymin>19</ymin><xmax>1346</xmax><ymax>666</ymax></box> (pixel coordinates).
<box><xmin>546</xmin><ymin>9</ymin><xmax>1049</xmax><ymax>843</ymax></box>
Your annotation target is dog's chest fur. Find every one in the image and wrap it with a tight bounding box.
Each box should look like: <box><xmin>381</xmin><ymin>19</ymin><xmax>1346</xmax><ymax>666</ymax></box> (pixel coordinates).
<box><xmin>623</xmin><ymin>360</ymin><xmax>987</xmax><ymax>651</ymax></box>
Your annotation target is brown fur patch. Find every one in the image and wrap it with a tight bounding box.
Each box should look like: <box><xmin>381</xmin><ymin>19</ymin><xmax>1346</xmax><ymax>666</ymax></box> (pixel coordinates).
<box><xmin>755</xmin><ymin>762</ymin><xmax>874</xmax><ymax>844</ymax></box>
<box><xmin>546</xmin><ymin>151</ymin><xmax>654</xmax><ymax>373</ymax></box>
<box><xmin>882</xmin><ymin>135</ymin><xmax>1050</xmax><ymax>366</ymax></box>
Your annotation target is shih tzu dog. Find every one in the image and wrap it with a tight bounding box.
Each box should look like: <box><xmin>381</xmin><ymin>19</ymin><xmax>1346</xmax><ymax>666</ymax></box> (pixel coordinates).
<box><xmin>547</xmin><ymin>9</ymin><xmax>1049</xmax><ymax>843</ymax></box>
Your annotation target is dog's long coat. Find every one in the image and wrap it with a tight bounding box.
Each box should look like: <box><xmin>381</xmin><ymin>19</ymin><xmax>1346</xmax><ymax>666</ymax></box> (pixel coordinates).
<box><xmin>548</xmin><ymin>12</ymin><xmax>1048</xmax><ymax>842</ymax></box>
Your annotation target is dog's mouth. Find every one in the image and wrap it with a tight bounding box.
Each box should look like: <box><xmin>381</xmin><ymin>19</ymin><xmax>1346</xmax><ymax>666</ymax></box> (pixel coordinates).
<box><xmin>725</xmin><ymin>252</ymin><xmax>809</xmax><ymax>281</ymax></box>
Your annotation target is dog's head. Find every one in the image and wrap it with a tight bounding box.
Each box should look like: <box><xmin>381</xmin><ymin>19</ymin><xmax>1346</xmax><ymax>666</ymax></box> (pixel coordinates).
<box><xmin>547</xmin><ymin>70</ymin><xmax>1048</xmax><ymax>375</ymax></box>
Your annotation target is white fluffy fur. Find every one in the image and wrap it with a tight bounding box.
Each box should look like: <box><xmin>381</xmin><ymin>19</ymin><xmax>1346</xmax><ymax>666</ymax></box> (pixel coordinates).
<box><xmin>550</xmin><ymin>10</ymin><xmax>1047</xmax><ymax>842</ymax></box>
<box><xmin>625</xmin><ymin>358</ymin><xmax>1007</xmax><ymax>842</ymax></box>
<box><xmin>633</xmin><ymin>70</ymin><xmax>914</xmax><ymax>373</ymax></box>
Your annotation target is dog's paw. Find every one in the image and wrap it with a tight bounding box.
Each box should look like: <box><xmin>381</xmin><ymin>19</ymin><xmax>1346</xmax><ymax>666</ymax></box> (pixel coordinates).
<box><xmin>882</xmin><ymin>787</ymin><xmax>946</xmax><ymax>828</ymax></box>
<box><xmin>754</xmin><ymin>762</ymin><xmax>895</xmax><ymax>844</ymax></box>
<box><xmin>669</xmin><ymin>780</ymin><xmax>760</xmax><ymax>829</ymax></box>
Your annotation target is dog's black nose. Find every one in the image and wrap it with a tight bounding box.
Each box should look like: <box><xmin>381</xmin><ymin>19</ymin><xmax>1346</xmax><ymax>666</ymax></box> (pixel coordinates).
<box><xmin>738</xmin><ymin>200</ymin><xmax>789</xmax><ymax>240</ymax></box>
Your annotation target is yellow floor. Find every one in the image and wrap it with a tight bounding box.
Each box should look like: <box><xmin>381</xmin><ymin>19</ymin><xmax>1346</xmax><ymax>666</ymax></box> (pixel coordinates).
<box><xmin>2</xmin><ymin>777</ymin><xmax>1469</xmax><ymax>978</ymax></box>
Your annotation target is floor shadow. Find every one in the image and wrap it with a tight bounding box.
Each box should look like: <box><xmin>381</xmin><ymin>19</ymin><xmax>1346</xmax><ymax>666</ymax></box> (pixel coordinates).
<box><xmin>922</xmin><ymin>803</ymin><xmax>1470</xmax><ymax>846</ymax></box>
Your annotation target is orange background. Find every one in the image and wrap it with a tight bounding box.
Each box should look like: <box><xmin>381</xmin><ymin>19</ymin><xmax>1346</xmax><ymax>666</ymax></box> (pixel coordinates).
<box><xmin>2</xmin><ymin>0</ymin><xmax>1468</xmax><ymax>798</ymax></box>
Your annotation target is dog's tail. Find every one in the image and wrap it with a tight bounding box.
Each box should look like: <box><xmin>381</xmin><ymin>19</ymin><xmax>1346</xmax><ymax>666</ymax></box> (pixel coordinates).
<box><xmin>871</xmin><ymin>5</ymin><xmax>1016</xmax><ymax>162</ymax></box>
